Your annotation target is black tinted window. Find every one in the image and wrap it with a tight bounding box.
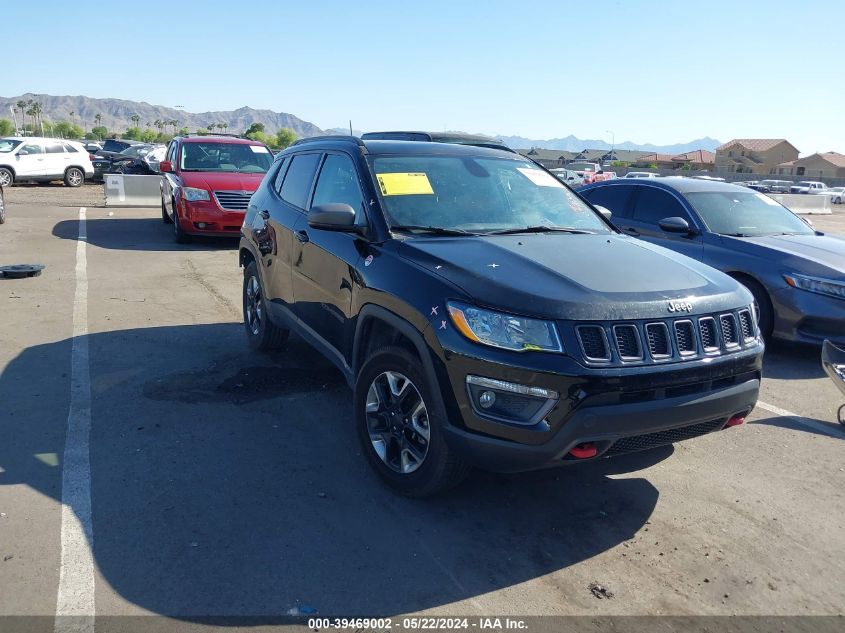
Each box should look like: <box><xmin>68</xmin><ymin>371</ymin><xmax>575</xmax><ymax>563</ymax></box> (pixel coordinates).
<box><xmin>272</xmin><ymin>157</ymin><xmax>291</xmax><ymax>194</ymax></box>
<box><xmin>279</xmin><ymin>153</ymin><xmax>321</xmax><ymax>210</ymax></box>
<box><xmin>632</xmin><ymin>187</ymin><xmax>688</xmax><ymax>224</ymax></box>
<box><xmin>311</xmin><ymin>154</ymin><xmax>364</xmax><ymax>219</ymax></box>
<box><xmin>63</xmin><ymin>143</ymin><xmax>79</xmax><ymax>153</ymax></box>
<box><xmin>584</xmin><ymin>185</ymin><xmax>634</xmax><ymax>218</ymax></box>
<box><xmin>45</xmin><ymin>143</ymin><xmax>65</xmax><ymax>154</ymax></box>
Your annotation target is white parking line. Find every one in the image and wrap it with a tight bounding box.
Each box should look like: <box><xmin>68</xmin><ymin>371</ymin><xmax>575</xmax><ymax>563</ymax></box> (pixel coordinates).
<box><xmin>756</xmin><ymin>399</ymin><xmax>845</xmax><ymax>439</ymax></box>
<box><xmin>55</xmin><ymin>208</ymin><xmax>95</xmax><ymax>633</ymax></box>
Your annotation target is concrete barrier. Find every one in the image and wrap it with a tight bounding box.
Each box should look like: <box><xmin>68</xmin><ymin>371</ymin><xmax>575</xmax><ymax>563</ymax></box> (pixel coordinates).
<box><xmin>104</xmin><ymin>174</ymin><xmax>163</xmax><ymax>207</ymax></box>
<box><xmin>768</xmin><ymin>193</ymin><xmax>831</xmax><ymax>215</ymax></box>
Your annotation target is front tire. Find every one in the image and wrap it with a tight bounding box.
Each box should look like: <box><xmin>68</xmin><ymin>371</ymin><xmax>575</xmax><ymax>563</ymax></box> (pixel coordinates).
<box><xmin>242</xmin><ymin>261</ymin><xmax>288</xmax><ymax>350</ymax></box>
<box><xmin>161</xmin><ymin>195</ymin><xmax>172</xmax><ymax>223</ymax></box>
<box><xmin>738</xmin><ymin>277</ymin><xmax>773</xmax><ymax>340</ymax></box>
<box><xmin>355</xmin><ymin>346</ymin><xmax>470</xmax><ymax>497</ymax></box>
<box><xmin>64</xmin><ymin>167</ymin><xmax>84</xmax><ymax>187</ymax></box>
<box><xmin>172</xmin><ymin>199</ymin><xmax>191</xmax><ymax>243</ymax></box>
<box><xmin>0</xmin><ymin>168</ymin><xmax>13</xmax><ymax>188</ymax></box>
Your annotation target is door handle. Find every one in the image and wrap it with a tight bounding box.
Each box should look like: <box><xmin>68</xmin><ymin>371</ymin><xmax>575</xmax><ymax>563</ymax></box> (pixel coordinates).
<box><xmin>259</xmin><ymin>210</ymin><xmax>270</xmax><ymax>220</ymax></box>
<box><xmin>295</xmin><ymin>230</ymin><xmax>310</xmax><ymax>244</ymax></box>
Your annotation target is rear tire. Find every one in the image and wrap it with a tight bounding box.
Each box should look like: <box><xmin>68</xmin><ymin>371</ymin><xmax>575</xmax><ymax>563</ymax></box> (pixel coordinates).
<box><xmin>64</xmin><ymin>167</ymin><xmax>84</xmax><ymax>187</ymax></box>
<box><xmin>242</xmin><ymin>261</ymin><xmax>288</xmax><ymax>350</ymax></box>
<box><xmin>0</xmin><ymin>168</ymin><xmax>13</xmax><ymax>188</ymax></box>
<box><xmin>0</xmin><ymin>188</ymin><xmax>5</xmax><ymax>224</ymax></box>
<box><xmin>355</xmin><ymin>346</ymin><xmax>470</xmax><ymax>497</ymax></box>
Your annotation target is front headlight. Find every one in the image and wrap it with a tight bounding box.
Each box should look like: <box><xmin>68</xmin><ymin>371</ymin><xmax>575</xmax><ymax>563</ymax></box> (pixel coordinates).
<box><xmin>784</xmin><ymin>273</ymin><xmax>845</xmax><ymax>300</ymax></box>
<box><xmin>446</xmin><ymin>301</ymin><xmax>563</xmax><ymax>352</ymax></box>
<box><xmin>183</xmin><ymin>187</ymin><xmax>210</xmax><ymax>202</ymax></box>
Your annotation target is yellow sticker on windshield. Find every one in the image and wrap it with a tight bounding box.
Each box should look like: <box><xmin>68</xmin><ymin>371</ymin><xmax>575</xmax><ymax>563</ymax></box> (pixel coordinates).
<box><xmin>376</xmin><ymin>172</ymin><xmax>434</xmax><ymax>196</ymax></box>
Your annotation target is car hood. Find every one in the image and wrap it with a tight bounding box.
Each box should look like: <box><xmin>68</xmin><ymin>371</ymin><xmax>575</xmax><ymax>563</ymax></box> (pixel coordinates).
<box><xmin>730</xmin><ymin>234</ymin><xmax>845</xmax><ymax>277</ymax></box>
<box><xmin>398</xmin><ymin>233</ymin><xmax>749</xmax><ymax>320</ymax></box>
<box><xmin>179</xmin><ymin>171</ymin><xmax>265</xmax><ymax>191</ymax></box>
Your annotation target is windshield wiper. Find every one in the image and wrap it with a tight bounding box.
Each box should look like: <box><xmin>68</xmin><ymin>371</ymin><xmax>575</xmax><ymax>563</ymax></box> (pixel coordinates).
<box><xmin>390</xmin><ymin>225</ymin><xmax>478</xmax><ymax>236</ymax></box>
<box><xmin>483</xmin><ymin>225</ymin><xmax>595</xmax><ymax>235</ymax></box>
<box><xmin>720</xmin><ymin>232</ymin><xmax>753</xmax><ymax>237</ymax></box>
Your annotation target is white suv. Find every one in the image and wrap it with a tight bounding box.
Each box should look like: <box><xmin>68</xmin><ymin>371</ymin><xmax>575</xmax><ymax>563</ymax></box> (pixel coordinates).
<box><xmin>0</xmin><ymin>137</ymin><xmax>95</xmax><ymax>187</ymax></box>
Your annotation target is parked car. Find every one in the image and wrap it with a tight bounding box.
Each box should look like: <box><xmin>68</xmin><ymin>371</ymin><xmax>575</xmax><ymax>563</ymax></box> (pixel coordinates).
<box><xmin>99</xmin><ymin>138</ymin><xmax>144</xmax><ymax>154</ymax></box>
<box><xmin>239</xmin><ymin>136</ymin><xmax>763</xmax><ymax>496</ymax></box>
<box><xmin>142</xmin><ymin>145</ymin><xmax>167</xmax><ymax>173</ymax></box>
<box><xmin>0</xmin><ymin>137</ymin><xmax>94</xmax><ymax>187</ymax></box>
<box><xmin>160</xmin><ymin>135</ymin><xmax>274</xmax><ymax>242</ymax></box>
<box><xmin>790</xmin><ymin>180</ymin><xmax>827</xmax><ymax>194</ymax></box>
<box><xmin>79</xmin><ymin>141</ymin><xmax>103</xmax><ymax>154</ymax></box>
<box><xmin>0</xmin><ymin>184</ymin><xmax>5</xmax><ymax>224</ymax></box>
<box><xmin>549</xmin><ymin>168</ymin><xmax>583</xmax><ymax>186</ymax></box>
<box><xmin>815</xmin><ymin>186</ymin><xmax>845</xmax><ymax>204</ymax></box>
<box><xmin>624</xmin><ymin>172</ymin><xmax>658</xmax><ymax>179</ymax></box>
<box><xmin>580</xmin><ymin>177</ymin><xmax>845</xmax><ymax>346</ymax></box>
<box><xmin>749</xmin><ymin>179</ymin><xmax>791</xmax><ymax>193</ymax></box>
<box><xmin>361</xmin><ymin>131</ymin><xmax>515</xmax><ymax>153</ymax></box>
<box><xmin>566</xmin><ymin>160</ymin><xmax>613</xmax><ymax>185</ymax></box>
<box><xmin>92</xmin><ymin>143</ymin><xmax>164</xmax><ymax>180</ymax></box>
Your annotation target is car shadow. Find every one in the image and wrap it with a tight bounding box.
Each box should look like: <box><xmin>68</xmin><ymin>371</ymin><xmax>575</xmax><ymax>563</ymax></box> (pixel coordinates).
<box><xmin>750</xmin><ymin>415</ymin><xmax>845</xmax><ymax>439</ymax></box>
<box><xmin>52</xmin><ymin>217</ymin><xmax>238</xmax><ymax>252</ymax></box>
<box><xmin>0</xmin><ymin>323</ymin><xmax>666</xmax><ymax>618</ymax></box>
<box><xmin>762</xmin><ymin>340</ymin><xmax>826</xmax><ymax>380</ymax></box>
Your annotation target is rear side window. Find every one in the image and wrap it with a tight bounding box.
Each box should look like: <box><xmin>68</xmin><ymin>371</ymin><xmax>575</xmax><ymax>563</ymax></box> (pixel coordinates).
<box><xmin>583</xmin><ymin>185</ymin><xmax>634</xmax><ymax>218</ymax></box>
<box><xmin>279</xmin><ymin>153</ymin><xmax>322</xmax><ymax>210</ymax></box>
<box><xmin>45</xmin><ymin>142</ymin><xmax>65</xmax><ymax>154</ymax></box>
<box><xmin>631</xmin><ymin>187</ymin><xmax>688</xmax><ymax>224</ymax></box>
<box><xmin>63</xmin><ymin>143</ymin><xmax>80</xmax><ymax>153</ymax></box>
<box><xmin>272</xmin><ymin>157</ymin><xmax>291</xmax><ymax>194</ymax></box>
<box><xmin>311</xmin><ymin>154</ymin><xmax>364</xmax><ymax>219</ymax></box>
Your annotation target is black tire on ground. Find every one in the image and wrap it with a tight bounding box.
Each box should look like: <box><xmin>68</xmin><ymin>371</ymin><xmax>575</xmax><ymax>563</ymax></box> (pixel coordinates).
<box><xmin>161</xmin><ymin>196</ymin><xmax>172</xmax><ymax>223</ymax></box>
<box><xmin>737</xmin><ymin>276</ymin><xmax>774</xmax><ymax>340</ymax></box>
<box><xmin>0</xmin><ymin>168</ymin><xmax>13</xmax><ymax>188</ymax></box>
<box><xmin>172</xmin><ymin>199</ymin><xmax>191</xmax><ymax>243</ymax></box>
<box><xmin>242</xmin><ymin>261</ymin><xmax>289</xmax><ymax>350</ymax></box>
<box><xmin>0</xmin><ymin>189</ymin><xmax>5</xmax><ymax>224</ymax></box>
<box><xmin>64</xmin><ymin>167</ymin><xmax>84</xmax><ymax>187</ymax></box>
<box><xmin>355</xmin><ymin>346</ymin><xmax>470</xmax><ymax>497</ymax></box>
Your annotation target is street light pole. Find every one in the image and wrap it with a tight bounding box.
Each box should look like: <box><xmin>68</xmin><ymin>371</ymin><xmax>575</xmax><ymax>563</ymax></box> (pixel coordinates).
<box><xmin>606</xmin><ymin>129</ymin><xmax>615</xmax><ymax>151</ymax></box>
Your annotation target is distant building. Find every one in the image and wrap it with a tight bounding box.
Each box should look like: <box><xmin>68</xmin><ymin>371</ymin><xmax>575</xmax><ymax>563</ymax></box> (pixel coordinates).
<box><xmin>715</xmin><ymin>139</ymin><xmax>799</xmax><ymax>175</ymax></box>
<box><xmin>517</xmin><ymin>147</ymin><xmax>650</xmax><ymax>168</ymax></box>
<box><xmin>634</xmin><ymin>150</ymin><xmax>715</xmax><ymax>171</ymax></box>
<box><xmin>518</xmin><ymin>148</ymin><xmax>575</xmax><ymax>168</ymax></box>
<box><xmin>775</xmin><ymin>152</ymin><xmax>845</xmax><ymax>179</ymax></box>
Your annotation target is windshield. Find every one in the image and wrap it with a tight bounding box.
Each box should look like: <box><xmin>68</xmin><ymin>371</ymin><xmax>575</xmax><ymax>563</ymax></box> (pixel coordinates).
<box><xmin>180</xmin><ymin>142</ymin><xmax>272</xmax><ymax>173</ymax></box>
<box><xmin>686</xmin><ymin>191</ymin><xmax>814</xmax><ymax>236</ymax></box>
<box><xmin>120</xmin><ymin>145</ymin><xmax>151</xmax><ymax>157</ymax></box>
<box><xmin>0</xmin><ymin>139</ymin><xmax>22</xmax><ymax>153</ymax></box>
<box><xmin>371</xmin><ymin>155</ymin><xmax>610</xmax><ymax>234</ymax></box>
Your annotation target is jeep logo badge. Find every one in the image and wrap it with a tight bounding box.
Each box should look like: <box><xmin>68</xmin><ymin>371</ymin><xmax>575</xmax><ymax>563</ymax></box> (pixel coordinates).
<box><xmin>668</xmin><ymin>300</ymin><xmax>693</xmax><ymax>313</ymax></box>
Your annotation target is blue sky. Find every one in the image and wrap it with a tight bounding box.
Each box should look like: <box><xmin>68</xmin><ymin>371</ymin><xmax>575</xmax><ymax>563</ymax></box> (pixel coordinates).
<box><xmin>4</xmin><ymin>0</ymin><xmax>843</xmax><ymax>153</ymax></box>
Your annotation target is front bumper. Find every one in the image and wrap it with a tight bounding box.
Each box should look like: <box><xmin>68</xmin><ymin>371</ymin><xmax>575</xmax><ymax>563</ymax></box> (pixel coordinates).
<box><xmin>180</xmin><ymin>198</ymin><xmax>245</xmax><ymax>236</ymax></box>
<box><xmin>771</xmin><ymin>286</ymin><xmax>845</xmax><ymax>345</ymax></box>
<box><xmin>434</xmin><ymin>343</ymin><xmax>762</xmax><ymax>473</ymax></box>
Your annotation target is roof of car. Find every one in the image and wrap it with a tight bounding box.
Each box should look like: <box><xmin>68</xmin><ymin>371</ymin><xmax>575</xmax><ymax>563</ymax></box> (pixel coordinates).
<box><xmin>361</xmin><ymin>130</ymin><xmax>512</xmax><ymax>150</ymax></box>
<box><xmin>179</xmin><ymin>135</ymin><xmax>266</xmax><ymax>145</ymax></box>
<box><xmin>584</xmin><ymin>176</ymin><xmax>752</xmax><ymax>194</ymax></box>
<box><xmin>285</xmin><ymin>136</ymin><xmax>521</xmax><ymax>159</ymax></box>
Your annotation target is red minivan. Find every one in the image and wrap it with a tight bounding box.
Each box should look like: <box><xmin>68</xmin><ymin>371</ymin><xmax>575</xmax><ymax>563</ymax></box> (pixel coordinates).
<box><xmin>159</xmin><ymin>135</ymin><xmax>273</xmax><ymax>242</ymax></box>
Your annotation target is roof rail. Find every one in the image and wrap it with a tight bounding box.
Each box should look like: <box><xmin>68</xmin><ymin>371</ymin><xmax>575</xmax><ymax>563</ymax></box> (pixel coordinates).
<box><xmin>291</xmin><ymin>135</ymin><xmax>365</xmax><ymax>147</ymax></box>
<box><xmin>181</xmin><ymin>133</ymin><xmax>246</xmax><ymax>139</ymax></box>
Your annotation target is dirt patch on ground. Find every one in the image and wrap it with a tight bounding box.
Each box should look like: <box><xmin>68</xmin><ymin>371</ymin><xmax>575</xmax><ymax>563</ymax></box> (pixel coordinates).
<box><xmin>4</xmin><ymin>181</ymin><xmax>105</xmax><ymax>208</ymax></box>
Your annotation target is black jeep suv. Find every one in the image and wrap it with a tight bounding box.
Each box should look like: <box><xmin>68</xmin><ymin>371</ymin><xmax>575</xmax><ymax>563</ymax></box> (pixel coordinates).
<box><xmin>239</xmin><ymin>136</ymin><xmax>764</xmax><ymax>496</ymax></box>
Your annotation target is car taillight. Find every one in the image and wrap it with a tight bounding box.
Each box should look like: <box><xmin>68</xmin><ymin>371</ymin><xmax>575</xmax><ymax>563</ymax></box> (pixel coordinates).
<box><xmin>89</xmin><ymin>155</ymin><xmax>96</xmax><ymax>161</ymax></box>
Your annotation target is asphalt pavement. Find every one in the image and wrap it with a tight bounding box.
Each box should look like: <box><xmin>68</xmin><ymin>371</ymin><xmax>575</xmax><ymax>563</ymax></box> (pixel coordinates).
<box><xmin>0</xmin><ymin>198</ymin><xmax>843</xmax><ymax>628</ymax></box>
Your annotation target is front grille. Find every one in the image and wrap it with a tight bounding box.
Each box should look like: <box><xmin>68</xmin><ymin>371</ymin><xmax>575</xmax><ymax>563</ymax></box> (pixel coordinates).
<box><xmin>699</xmin><ymin>317</ymin><xmax>719</xmax><ymax>352</ymax></box>
<box><xmin>645</xmin><ymin>323</ymin><xmax>671</xmax><ymax>358</ymax></box>
<box><xmin>604</xmin><ymin>418</ymin><xmax>726</xmax><ymax>457</ymax></box>
<box><xmin>720</xmin><ymin>314</ymin><xmax>739</xmax><ymax>347</ymax></box>
<box><xmin>613</xmin><ymin>325</ymin><xmax>642</xmax><ymax>360</ymax></box>
<box><xmin>213</xmin><ymin>190</ymin><xmax>252</xmax><ymax>211</ymax></box>
<box><xmin>577</xmin><ymin>326</ymin><xmax>610</xmax><ymax>361</ymax></box>
<box><xmin>738</xmin><ymin>309</ymin><xmax>755</xmax><ymax>340</ymax></box>
<box><xmin>674</xmin><ymin>320</ymin><xmax>696</xmax><ymax>354</ymax></box>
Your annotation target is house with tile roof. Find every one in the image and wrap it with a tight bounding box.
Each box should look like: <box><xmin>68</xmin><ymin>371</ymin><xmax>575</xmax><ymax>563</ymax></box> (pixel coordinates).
<box><xmin>714</xmin><ymin>139</ymin><xmax>799</xmax><ymax>175</ymax></box>
<box><xmin>633</xmin><ymin>150</ymin><xmax>715</xmax><ymax>170</ymax></box>
<box><xmin>775</xmin><ymin>152</ymin><xmax>845</xmax><ymax>179</ymax></box>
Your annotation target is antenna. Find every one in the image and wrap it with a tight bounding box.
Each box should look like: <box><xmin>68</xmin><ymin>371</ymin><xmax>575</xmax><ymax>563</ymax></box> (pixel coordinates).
<box><xmin>349</xmin><ymin>120</ymin><xmax>353</xmax><ymax>136</ymax></box>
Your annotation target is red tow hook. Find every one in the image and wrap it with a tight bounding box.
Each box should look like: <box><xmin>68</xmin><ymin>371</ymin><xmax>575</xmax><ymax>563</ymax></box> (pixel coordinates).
<box><xmin>726</xmin><ymin>413</ymin><xmax>746</xmax><ymax>427</ymax></box>
<box><xmin>569</xmin><ymin>443</ymin><xmax>598</xmax><ymax>459</ymax></box>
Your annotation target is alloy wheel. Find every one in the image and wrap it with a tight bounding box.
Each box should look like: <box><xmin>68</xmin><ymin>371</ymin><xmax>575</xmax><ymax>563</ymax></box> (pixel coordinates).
<box><xmin>0</xmin><ymin>171</ymin><xmax>11</xmax><ymax>187</ymax></box>
<box><xmin>365</xmin><ymin>371</ymin><xmax>430</xmax><ymax>474</ymax></box>
<box><xmin>68</xmin><ymin>169</ymin><xmax>83</xmax><ymax>186</ymax></box>
<box><xmin>245</xmin><ymin>275</ymin><xmax>262</xmax><ymax>335</ymax></box>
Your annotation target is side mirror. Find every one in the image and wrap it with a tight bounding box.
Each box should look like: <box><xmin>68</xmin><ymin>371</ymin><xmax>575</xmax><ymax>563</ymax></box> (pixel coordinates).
<box><xmin>658</xmin><ymin>216</ymin><xmax>694</xmax><ymax>234</ymax></box>
<box><xmin>594</xmin><ymin>205</ymin><xmax>613</xmax><ymax>220</ymax></box>
<box><xmin>159</xmin><ymin>161</ymin><xmax>173</xmax><ymax>173</ymax></box>
<box><xmin>308</xmin><ymin>203</ymin><xmax>357</xmax><ymax>231</ymax></box>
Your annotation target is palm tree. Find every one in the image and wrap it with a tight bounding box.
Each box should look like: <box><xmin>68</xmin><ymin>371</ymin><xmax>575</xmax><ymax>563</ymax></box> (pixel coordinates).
<box><xmin>94</xmin><ymin>113</ymin><xmax>102</xmax><ymax>127</ymax></box>
<box><xmin>130</xmin><ymin>113</ymin><xmax>140</xmax><ymax>129</ymax></box>
<box><xmin>222</xmin><ymin>122</ymin><xmax>228</xmax><ymax>134</ymax></box>
<box><xmin>32</xmin><ymin>102</ymin><xmax>43</xmax><ymax>134</ymax></box>
<box><xmin>16</xmin><ymin>100</ymin><xmax>26</xmax><ymax>131</ymax></box>
<box><xmin>207</xmin><ymin>124</ymin><xmax>215</xmax><ymax>133</ymax></box>
<box><xmin>171</xmin><ymin>120</ymin><xmax>179</xmax><ymax>134</ymax></box>
<box><xmin>153</xmin><ymin>119</ymin><xmax>163</xmax><ymax>134</ymax></box>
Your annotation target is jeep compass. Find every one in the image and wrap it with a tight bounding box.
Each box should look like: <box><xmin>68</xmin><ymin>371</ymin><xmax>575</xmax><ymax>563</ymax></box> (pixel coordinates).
<box><xmin>239</xmin><ymin>136</ymin><xmax>764</xmax><ymax>496</ymax></box>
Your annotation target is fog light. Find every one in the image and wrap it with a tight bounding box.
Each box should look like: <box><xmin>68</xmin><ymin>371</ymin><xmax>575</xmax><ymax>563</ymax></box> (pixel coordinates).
<box><xmin>479</xmin><ymin>391</ymin><xmax>496</xmax><ymax>409</ymax></box>
<box><xmin>197</xmin><ymin>222</ymin><xmax>207</xmax><ymax>229</ymax></box>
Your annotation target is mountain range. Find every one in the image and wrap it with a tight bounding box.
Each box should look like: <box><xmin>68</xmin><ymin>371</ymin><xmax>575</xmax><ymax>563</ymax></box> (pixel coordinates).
<box><xmin>0</xmin><ymin>93</ymin><xmax>323</xmax><ymax>137</ymax></box>
<box><xmin>0</xmin><ymin>93</ymin><xmax>720</xmax><ymax>152</ymax></box>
